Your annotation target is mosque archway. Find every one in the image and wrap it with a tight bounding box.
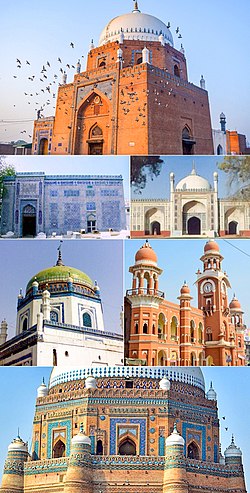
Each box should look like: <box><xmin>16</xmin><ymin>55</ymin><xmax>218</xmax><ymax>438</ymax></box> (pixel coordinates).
<box><xmin>52</xmin><ymin>439</ymin><xmax>65</xmax><ymax>458</ymax></box>
<box><xmin>151</xmin><ymin>221</ymin><xmax>161</xmax><ymax>235</ymax></box>
<box><xmin>228</xmin><ymin>221</ymin><xmax>238</xmax><ymax>235</ymax></box>
<box><xmin>22</xmin><ymin>204</ymin><xmax>36</xmax><ymax>237</ymax></box>
<box><xmin>187</xmin><ymin>217</ymin><xmax>201</xmax><ymax>235</ymax></box>
<box><xmin>158</xmin><ymin>350</ymin><xmax>167</xmax><ymax>366</ymax></box>
<box><xmin>217</xmin><ymin>144</ymin><xmax>223</xmax><ymax>155</ymax></box>
<box><xmin>75</xmin><ymin>92</ymin><xmax>110</xmax><ymax>155</ymax></box>
<box><xmin>118</xmin><ymin>438</ymin><xmax>136</xmax><ymax>456</ymax></box>
<box><xmin>96</xmin><ymin>439</ymin><xmax>104</xmax><ymax>455</ymax></box>
<box><xmin>38</xmin><ymin>138</ymin><xmax>48</xmax><ymax>155</ymax></box>
<box><xmin>88</xmin><ymin>125</ymin><xmax>104</xmax><ymax>155</ymax></box>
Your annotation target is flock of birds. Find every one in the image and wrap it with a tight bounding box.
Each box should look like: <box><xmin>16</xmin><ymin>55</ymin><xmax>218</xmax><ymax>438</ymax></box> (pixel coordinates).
<box><xmin>7</xmin><ymin>24</ymin><xmax>185</xmax><ymax>139</ymax></box>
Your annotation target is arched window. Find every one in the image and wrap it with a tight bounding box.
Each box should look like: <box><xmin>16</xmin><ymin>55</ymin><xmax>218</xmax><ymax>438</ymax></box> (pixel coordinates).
<box><xmin>99</xmin><ymin>61</ymin><xmax>106</xmax><ymax>68</ymax></box>
<box><xmin>53</xmin><ymin>439</ymin><xmax>65</xmax><ymax>458</ymax></box>
<box><xmin>83</xmin><ymin>312</ymin><xmax>92</xmax><ymax>328</ymax></box>
<box><xmin>96</xmin><ymin>439</ymin><xmax>103</xmax><ymax>455</ymax></box>
<box><xmin>90</xmin><ymin>125</ymin><xmax>103</xmax><ymax>138</ymax></box>
<box><xmin>190</xmin><ymin>320</ymin><xmax>195</xmax><ymax>343</ymax></box>
<box><xmin>174</xmin><ymin>64</ymin><xmax>180</xmax><ymax>77</ymax></box>
<box><xmin>137</xmin><ymin>56</ymin><xmax>143</xmax><ymax>64</ymax></box>
<box><xmin>135</xmin><ymin>323</ymin><xmax>139</xmax><ymax>334</ymax></box>
<box><xmin>152</xmin><ymin>324</ymin><xmax>155</xmax><ymax>335</ymax></box>
<box><xmin>143</xmin><ymin>323</ymin><xmax>148</xmax><ymax>334</ymax></box>
<box><xmin>187</xmin><ymin>442</ymin><xmax>199</xmax><ymax>460</ymax></box>
<box><xmin>198</xmin><ymin>323</ymin><xmax>203</xmax><ymax>344</ymax></box>
<box><xmin>182</xmin><ymin>126</ymin><xmax>195</xmax><ymax>155</ymax></box>
<box><xmin>22</xmin><ymin>318</ymin><xmax>28</xmax><ymax>331</ymax></box>
<box><xmin>171</xmin><ymin>316</ymin><xmax>178</xmax><ymax>340</ymax></box>
<box><xmin>206</xmin><ymin>328</ymin><xmax>213</xmax><ymax>342</ymax></box>
<box><xmin>118</xmin><ymin>438</ymin><xmax>136</xmax><ymax>456</ymax></box>
<box><xmin>53</xmin><ymin>349</ymin><xmax>57</xmax><ymax>366</ymax></box>
<box><xmin>217</xmin><ymin>144</ymin><xmax>223</xmax><ymax>155</ymax></box>
<box><xmin>50</xmin><ymin>311</ymin><xmax>59</xmax><ymax>323</ymax></box>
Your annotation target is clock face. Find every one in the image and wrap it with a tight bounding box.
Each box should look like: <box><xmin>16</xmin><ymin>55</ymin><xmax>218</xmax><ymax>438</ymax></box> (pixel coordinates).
<box><xmin>204</xmin><ymin>282</ymin><xmax>212</xmax><ymax>293</ymax></box>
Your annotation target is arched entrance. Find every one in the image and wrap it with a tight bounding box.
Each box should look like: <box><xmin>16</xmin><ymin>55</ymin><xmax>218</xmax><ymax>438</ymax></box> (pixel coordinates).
<box><xmin>151</xmin><ymin>221</ymin><xmax>161</xmax><ymax>235</ymax></box>
<box><xmin>187</xmin><ymin>217</ymin><xmax>201</xmax><ymax>235</ymax></box>
<box><xmin>187</xmin><ymin>442</ymin><xmax>199</xmax><ymax>460</ymax></box>
<box><xmin>88</xmin><ymin>125</ymin><xmax>104</xmax><ymax>155</ymax></box>
<box><xmin>118</xmin><ymin>438</ymin><xmax>136</xmax><ymax>456</ymax></box>
<box><xmin>38</xmin><ymin>138</ymin><xmax>48</xmax><ymax>155</ymax></box>
<box><xmin>22</xmin><ymin>205</ymin><xmax>36</xmax><ymax>237</ymax></box>
<box><xmin>182</xmin><ymin>127</ymin><xmax>195</xmax><ymax>155</ymax></box>
<box><xmin>53</xmin><ymin>439</ymin><xmax>65</xmax><ymax>458</ymax></box>
<box><xmin>87</xmin><ymin>214</ymin><xmax>96</xmax><ymax>233</ymax></box>
<box><xmin>217</xmin><ymin>144</ymin><xmax>223</xmax><ymax>155</ymax></box>
<box><xmin>228</xmin><ymin>221</ymin><xmax>238</xmax><ymax>235</ymax></box>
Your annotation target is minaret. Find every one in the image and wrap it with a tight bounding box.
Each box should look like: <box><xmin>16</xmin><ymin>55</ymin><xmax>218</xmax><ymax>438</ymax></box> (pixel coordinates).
<box><xmin>0</xmin><ymin>320</ymin><xmax>8</xmax><ymax>345</ymax></box>
<box><xmin>126</xmin><ymin>241</ymin><xmax>164</xmax><ymax>365</ymax></box>
<box><xmin>178</xmin><ymin>282</ymin><xmax>193</xmax><ymax>366</ymax></box>
<box><xmin>200</xmin><ymin>75</ymin><xmax>206</xmax><ymax>89</ymax></box>
<box><xmin>220</xmin><ymin>112</ymin><xmax>226</xmax><ymax>132</ymax></box>
<box><xmin>163</xmin><ymin>424</ymin><xmax>188</xmax><ymax>493</ymax></box>
<box><xmin>63</xmin><ymin>425</ymin><xmax>93</xmax><ymax>493</ymax></box>
<box><xmin>0</xmin><ymin>436</ymin><xmax>28</xmax><ymax>493</ymax></box>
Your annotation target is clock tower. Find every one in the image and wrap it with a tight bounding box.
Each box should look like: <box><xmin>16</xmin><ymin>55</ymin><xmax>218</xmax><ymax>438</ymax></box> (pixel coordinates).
<box><xmin>196</xmin><ymin>240</ymin><xmax>236</xmax><ymax>366</ymax></box>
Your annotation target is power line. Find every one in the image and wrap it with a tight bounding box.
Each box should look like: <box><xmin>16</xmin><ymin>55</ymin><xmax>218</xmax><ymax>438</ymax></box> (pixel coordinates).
<box><xmin>222</xmin><ymin>239</ymin><xmax>250</xmax><ymax>258</ymax></box>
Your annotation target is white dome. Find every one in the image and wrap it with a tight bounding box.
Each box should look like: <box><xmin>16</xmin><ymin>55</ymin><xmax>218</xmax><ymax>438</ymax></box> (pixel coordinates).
<box><xmin>8</xmin><ymin>436</ymin><xmax>28</xmax><ymax>453</ymax></box>
<box><xmin>98</xmin><ymin>5</ymin><xmax>173</xmax><ymax>47</ymax></box>
<box><xmin>71</xmin><ymin>429</ymin><xmax>91</xmax><ymax>446</ymax></box>
<box><xmin>165</xmin><ymin>424</ymin><xmax>185</xmax><ymax>447</ymax></box>
<box><xmin>159</xmin><ymin>376</ymin><xmax>171</xmax><ymax>390</ymax></box>
<box><xmin>49</xmin><ymin>366</ymin><xmax>205</xmax><ymax>391</ymax></box>
<box><xmin>224</xmin><ymin>436</ymin><xmax>242</xmax><ymax>458</ymax></box>
<box><xmin>176</xmin><ymin>168</ymin><xmax>211</xmax><ymax>192</ymax></box>
<box><xmin>37</xmin><ymin>382</ymin><xmax>48</xmax><ymax>398</ymax></box>
<box><xmin>206</xmin><ymin>382</ymin><xmax>217</xmax><ymax>401</ymax></box>
<box><xmin>85</xmin><ymin>376</ymin><xmax>97</xmax><ymax>389</ymax></box>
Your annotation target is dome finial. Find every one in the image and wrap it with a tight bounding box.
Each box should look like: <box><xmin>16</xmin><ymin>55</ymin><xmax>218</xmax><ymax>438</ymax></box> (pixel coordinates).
<box><xmin>132</xmin><ymin>0</ymin><xmax>140</xmax><ymax>12</ymax></box>
<box><xmin>191</xmin><ymin>160</ymin><xmax>197</xmax><ymax>175</ymax></box>
<box><xmin>56</xmin><ymin>241</ymin><xmax>64</xmax><ymax>266</ymax></box>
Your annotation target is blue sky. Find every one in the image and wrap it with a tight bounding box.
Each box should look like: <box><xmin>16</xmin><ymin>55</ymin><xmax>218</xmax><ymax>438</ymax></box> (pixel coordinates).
<box><xmin>0</xmin><ymin>0</ymin><xmax>249</xmax><ymax>142</ymax></box>
<box><xmin>2</xmin><ymin>155</ymin><xmax>130</xmax><ymax>200</ymax></box>
<box><xmin>131</xmin><ymin>156</ymin><xmax>242</xmax><ymax>199</ymax></box>
<box><xmin>0</xmin><ymin>240</ymin><xmax>124</xmax><ymax>338</ymax></box>
<box><xmin>125</xmin><ymin>239</ymin><xmax>250</xmax><ymax>327</ymax></box>
<box><xmin>0</xmin><ymin>366</ymin><xmax>249</xmax><ymax>489</ymax></box>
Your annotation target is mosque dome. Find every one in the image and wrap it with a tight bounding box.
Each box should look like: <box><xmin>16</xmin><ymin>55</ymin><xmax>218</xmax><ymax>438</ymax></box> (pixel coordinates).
<box><xmin>165</xmin><ymin>424</ymin><xmax>185</xmax><ymax>447</ymax></box>
<box><xmin>135</xmin><ymin>240</ymin><xmax>157</xmax><ymax>264</ymax></box>
<box><xmin>224</xmin><ymin>436</ymin><xmax>242</xmax><ymax>459</ymax></box>
<box><xmin>229</xmin><ymin>296</ymin><xmax>242</xmax><ymax>311</ymax></box>
<box><xmin>8</xmin><ymin>436</ymin><xmax>28</xmax><ymax>453</ymax></box>
<box><xmin>49</xmin><ymin>366</ymin><xmax>205</xmax><ymax>391</ymax></box>
<box><xmin>26</xmin><ymin>251</ymin><xmax>94</xmax><ymax>294</ymax></box>
<box><xmin>180</xmin><ymin>282</ymin><xmax>190</xmax><ymax>295</ymax></box>
<box><xmin>176</xmin><ymin>168</ymin><xmax>211</xmax><ymax>192</ymax></box>
<box><xmin>204</xmin><ymin>240</ymin><xmax>220</xmax><ymax>254</ymax></box>
<box><xmin>71</xmin><ymin>428</ymin><xmax>91</xmax><ymax>446</ymax></box>
<box><xmin>98</xmin><ymin>2</ymin><xmax>173</xmax><ymax>47</ymax></box>
<box><xmin>206</xmin><ymin>382</ymin><xmax>217</xmax><ymax>401</ymax></box>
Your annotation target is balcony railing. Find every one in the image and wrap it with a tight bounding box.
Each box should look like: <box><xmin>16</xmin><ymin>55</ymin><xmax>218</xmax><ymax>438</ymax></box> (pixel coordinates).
<box><xmin>126</xmin><ymin>288</ymin><xmax>164</xmax><ymax>298</ymax></box>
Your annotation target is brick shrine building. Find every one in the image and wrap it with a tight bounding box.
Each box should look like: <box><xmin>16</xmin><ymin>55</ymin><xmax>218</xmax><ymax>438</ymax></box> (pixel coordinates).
<box><xmin>0</xmin><ymin>366</ymin><xmax>247</xmax><ymax>493</ymax></box>
<box><xmin>32</xmin><ymin>2</ymin><xmax>214</xmax><ymax>156</ymax></box>
<box><xmin>124</xmin><ymin>240</ymin><xmax>246</xmax><ymax>366</ymax></box>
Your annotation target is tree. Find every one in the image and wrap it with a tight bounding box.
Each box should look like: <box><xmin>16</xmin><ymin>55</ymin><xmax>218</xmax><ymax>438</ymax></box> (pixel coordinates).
<box><xmin>131</xmin><ymin>156</ymin><xmax>164</xmax><ymax>193</ymax></box>
<box><xmin>218</xmin><ymin>156</ymin><xmax>250</xmax><ymax>199</ymax></box>
<box><xmin>0</xmin><ymin>158</ymin><xmax>16</xmax><ymax>215</ymax></box>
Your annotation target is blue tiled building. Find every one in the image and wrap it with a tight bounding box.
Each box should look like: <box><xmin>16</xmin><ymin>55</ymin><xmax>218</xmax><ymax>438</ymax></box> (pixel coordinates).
<box><xmin>1</xmin><ymin>173</ymin><xmax>126</xmax><ymax>237</ymax></box>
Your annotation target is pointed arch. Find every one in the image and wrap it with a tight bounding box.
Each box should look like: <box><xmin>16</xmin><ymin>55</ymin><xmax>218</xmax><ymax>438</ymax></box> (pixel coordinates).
<box><xmin>187</xmin><ymin>441</ymin><xmax>200</xmax><ymax>460</ymax></box>
<box><xmin>118</xmin><ymin>437</ymin><xmax>136</xmax><ymax>456</ymax></box>
<box><xmin>53</xmin><ymin>439</ymin><xmax>65</xmax><ymax>458</ymax></box>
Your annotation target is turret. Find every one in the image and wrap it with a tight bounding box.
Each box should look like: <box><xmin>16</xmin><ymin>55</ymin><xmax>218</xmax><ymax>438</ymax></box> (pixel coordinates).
<box><xmin>224</xmin><ymin>436</ymin><xmax>243</xmax><ymax>466</ymax></box>
<box><xmin>41</xmin><ymin>287</ymin><xmax>51</xmax><ymax>320</ymax></box>
<box><xmin>163</xmin><ymin>424</ymin><xmax>188</xmax><ymax>493</ymax></box>
<box><xmin>0</xmin><ymin>320</ymin><xmax>8</xmax><ymax>345</ymax></box>
<box><xmin>37</xmin><ymin>378</ymin><xmax>48</xmax><ymax>398</ymax></box>
<box><xmin>1</xmin><ymin>436</ymin><xmax>28</xmax><ymax>493</ymax></box>
<box><xmin>63</xmin><ymin>426</ymin><xmax>93</xmax><ymax>493</ymax></box>
<box><xmin>200</xmin><ymin>75</ymin><xmax>206</xmax><ymax>89</ymax></box>
<box><xmin>220</xmin><ymin>112</ymin><xmax>226</xmax><ymax>132</ymax></box>
<box><xmin>142</xmin><ymin>46</ymin><xmax>150</xmax><ymax>64</ymax></box>
<box><xmin>76</xmin><ymin>59</ymin><xmax>81</xmax><ymax>74</ymax></box>
<box><xmin>62</xmin><ymin>71</ymin><xmax>67</xmax><ymax>85</ymax></box>
<box><xmin>206</xmin><ymin>381</ymin><xmax>217</xmax><ymax>400</ymax></box>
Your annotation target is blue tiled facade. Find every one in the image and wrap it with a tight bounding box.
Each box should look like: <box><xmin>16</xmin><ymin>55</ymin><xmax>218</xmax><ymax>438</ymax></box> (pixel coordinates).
<box><xmin>1</xmin><ymin>173</ymin><xmax>126</xmax><ymax>236</ymax></box>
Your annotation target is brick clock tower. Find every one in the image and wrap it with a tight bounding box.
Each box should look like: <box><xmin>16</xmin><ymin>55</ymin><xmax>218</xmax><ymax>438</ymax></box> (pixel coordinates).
<box><xmin>125</xmin><ymin>240</ymin><xmax>246</xmax><ymax>366</ymax></box>
<box><xmin>196</xmin><ymin>240</ymin><xmax>244</xmax><ymax>366</ymax></box>
<box><xmin>32</xmin><ymin>1</ymin><xmax>213</xmax><ymax>156</ymax></box>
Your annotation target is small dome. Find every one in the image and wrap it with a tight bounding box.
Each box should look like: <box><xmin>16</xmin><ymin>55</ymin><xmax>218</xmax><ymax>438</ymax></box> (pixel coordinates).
<box><xmin>204</xmin><ymin>240</ymin><xmax>220</xmax><ymax>254</ymax></box>
<box><xmin>37</xmin><ymin>379</ymin><xmax>48</xmax><ymax>398</ymax></box>
<box><xmin>176</xmin><ymin>168</ymin><xmax>211</xmax><ymax>192</ymax></box>
<box><xmin>159</xmin><ymin>376</ymin><xmax>170</xmax><ymax>390</ymax></box>
<box><xmin>229</xmin><ymin>296</ymin><xmax>242</xmax><ymax>311</ymax></box>
<box><xmin>224</xmin><ymin>436</ymin><xmax>242</xmax><ymax>458</ymax></box>
<box><xmin>165</xmin><ymin>424</ymin><xmax>185</xmax><ymax>447</ymax></box>
<box><xmin>85</xmin><ymin>376</ymin><xmax>97</xmax><ymax>389</ymax></box>
<box><xmin>71</xmin><ymin>428</ymin><xmax>91</xmax><ymax>446</ymax></box>
<box><xmin>135</xmin><ymin>240</ymin><xmax>157</xmax><ymax>264</ymax></box>
<box><xmin>180</xmin><ymin>282</ymin><xmax>190</xmax><ymax>295</ymax></box>
<box><xmin>8</xmin><ymin>436</ymin><xmax>28</xmax><ymax>453</ymax></box>
<box><xmin>98</xmin><ymin>3</ymin><xmax>173</xmax><ymax>47</ymax></box>
<box><xmin>206</xmin><ymin>381</ymin><xmax>217</xmax><ymax>401</ymax></box>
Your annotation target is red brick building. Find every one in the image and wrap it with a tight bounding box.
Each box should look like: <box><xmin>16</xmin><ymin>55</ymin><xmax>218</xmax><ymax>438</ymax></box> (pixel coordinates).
<box><xmin>32</xmin><ymin>2</ymin><xmax>213</xmax><ymax>156</ymax></box>
<box><xmin>125</xmin><ymin>240</ymin><xmax>246</xmax><ymax>366</ymax></box>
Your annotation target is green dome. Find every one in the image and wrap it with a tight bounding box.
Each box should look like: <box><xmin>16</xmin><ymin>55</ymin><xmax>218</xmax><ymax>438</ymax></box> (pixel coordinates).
<box><xmin>26</xmin><ymin>265</ymin><xmax>94</xmax><ymax>293</ymax></box>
